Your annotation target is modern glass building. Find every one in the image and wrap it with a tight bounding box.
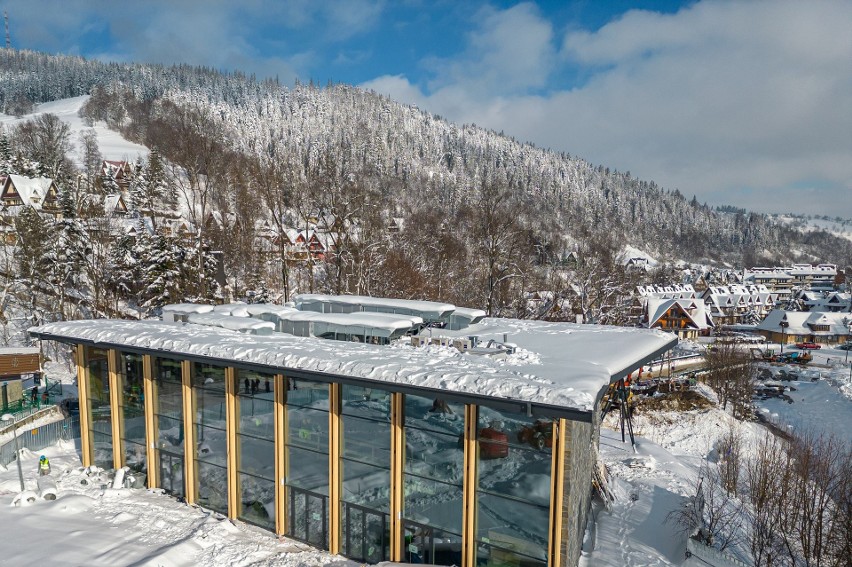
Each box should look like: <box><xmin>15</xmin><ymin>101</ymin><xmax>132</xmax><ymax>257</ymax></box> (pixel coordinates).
<box><xmin>31</xmin><ymin>316</ymin><xmax>675</xmax><ymax>567</ymax></box>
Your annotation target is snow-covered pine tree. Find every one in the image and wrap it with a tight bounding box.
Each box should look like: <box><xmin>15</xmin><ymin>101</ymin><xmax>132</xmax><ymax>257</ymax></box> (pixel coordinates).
<box><xmin>136</xmin><ymin>229</ymin><xmax>182</xmax><ymax>313</ymax></box>
<box><xmin>42</xmin><ymin>186</ymin><xmax>89</xmax><ymax>320</ymax></box>
<box><xmin>104</xmin><ymin>227</ymin><xmax>141</xmax><ymax>316</ymax></box>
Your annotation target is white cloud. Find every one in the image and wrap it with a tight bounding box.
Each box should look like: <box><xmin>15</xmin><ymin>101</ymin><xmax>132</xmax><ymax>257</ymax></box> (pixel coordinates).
<box><xmin>363</xmin><ymin>0</ymin><xmax>852</xmax><ymax>217</ymax></box>
<box><xmin>428</xmin><ymin>3</ymin><xmax>555</xmax><ymax>95</ymax></box>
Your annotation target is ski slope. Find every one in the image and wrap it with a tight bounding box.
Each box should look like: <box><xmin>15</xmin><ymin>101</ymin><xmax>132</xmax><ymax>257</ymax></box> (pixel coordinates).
<box><xmin>0</xmin><ymin>96</ymin><xmax>149</xmax><ymax>165</ymax></box>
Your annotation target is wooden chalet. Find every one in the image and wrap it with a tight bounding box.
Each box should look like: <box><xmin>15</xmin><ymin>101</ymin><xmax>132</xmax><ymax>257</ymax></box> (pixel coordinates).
<box><xmin>0</xmin><ymin>175</ymin><xmax>60</xmax><ymax>215</ymax></box>
<box><xmin>644</xmin><ymin>297</ymin><xmax>713</xmax><ymax>339</ymax></box>
<box><xmin>101</xmin><ymin>160</ymin><xmax>134</xmax><ymax>190</ymax></box>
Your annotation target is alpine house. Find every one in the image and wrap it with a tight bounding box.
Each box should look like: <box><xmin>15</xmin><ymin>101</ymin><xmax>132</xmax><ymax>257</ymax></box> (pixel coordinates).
<box><xmin>29</xmin><ymin>295</ymin><xmax>676</xmax><ymax>567</ymax></box>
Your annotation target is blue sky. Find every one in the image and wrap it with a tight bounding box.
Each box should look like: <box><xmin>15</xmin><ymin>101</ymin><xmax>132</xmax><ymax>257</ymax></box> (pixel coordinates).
<box><xmin>5</xmin><ymin>0</ymin><xmax>852</xmax><ymax>218</ymax></box>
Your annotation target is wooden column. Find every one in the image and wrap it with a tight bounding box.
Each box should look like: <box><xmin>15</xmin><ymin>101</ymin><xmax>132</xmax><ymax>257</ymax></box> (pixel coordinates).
<box><xmin>461</xmin><ymin>404</ymin><xmax>479</xmax><ymax>567</ymax></box>
<box><xmin>389</xmin><ymin>392</ymin><xmax>405</xmax><ymax>561</ymax></box>
<box><xmin>273</xmin><ymin>373</ymin><xmax>289</xmax><ymax>536</ymax></box>
<box><xmin>328</xmin><ymin>383</ymin><xmax>343</xmax><ymax>554</ymax></box>
<box><xmin>75</xmin><ymin>344</ymin><xmax>93</xmax><ymax>468</ymax></box>
<box><xmin>225</xmin><ymin>367</ymin><xmax>240</xmax><ymax>520</ymax></box>
<box><xmin>548</xmin><ymin>418</ymin><xmax>567</xmax><ymax>567</ymax></box>
<box><xmin>142</xmin><ymin>355</ymin><xmax>159</xmax><ymax>489</ymax></box>
<box><xmin>181</xmin><ymin>360</ymin><xmax>197</xmax><ymax>504</ymax></box>
<box><xmin>107</xmin><ymin>349</ymin><xmax>124</xmax><ymax>470</ymax></box>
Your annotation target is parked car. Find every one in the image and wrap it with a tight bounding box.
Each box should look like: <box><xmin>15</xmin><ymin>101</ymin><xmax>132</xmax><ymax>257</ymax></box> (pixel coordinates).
<box><xmin>795</xmin><ymin>342</ymin><xmax>822</xmax><ymax>350</ymax></box>
<box><xmin>838</xmin><ymin>343</ymin><xmax>852</xmax><ymax>351</ymax></box>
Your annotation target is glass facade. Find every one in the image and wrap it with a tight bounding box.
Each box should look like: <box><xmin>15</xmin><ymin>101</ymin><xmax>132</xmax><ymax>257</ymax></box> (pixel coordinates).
<box><xmin>192</xmin><ymin>362</ymin><xmax>228</xmax><ymax>515</ymax></box>
<box><xmin>475</xmin><ymin>407</ymin><xmax>553</xmax><ymax>567</ymax></box>
<box><xmin>340</xmin><ymin>385</ymin><xmax>392</xmax><ymax>563</ymax></box>
<box><xmin>285</xmin><ymin>378</ymin><xmax>330</xmax><ymax>549</ymax></box>
<box><xmin>72</xmin><ymin>345</ymin><xmax>569</xmax><ymax>567</ymax></box>
<box><xmin>153</xmin><ymin>357</ymin><xmax>185</xmax><ymax>497</ymax></box>
<box><xmin>117</xmin><ymin>351</ymin><xmax>146</xmax><ymax>482</ymax></box>
<box><xmin>84</xmin><ymin>346</ymin><xmax>113</xmax><ymax>470</ymax></box>
<box><xmin>402</xmin><ymin>394</ymin><xmax>465</xmax><ymax>566</ymax></box>
<box><xmin>235</xmin><ymin>369</ymin><xmax>276</xmax><ymax>530</ymax></box>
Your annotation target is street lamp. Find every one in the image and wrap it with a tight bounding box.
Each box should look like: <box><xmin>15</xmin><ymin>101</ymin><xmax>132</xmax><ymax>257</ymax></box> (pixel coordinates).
<box><xmin>1</xmin><ymin>413</ymin><xmax>26</xmax><ymax>491</ymax></box>
<box><xmin>780</xmin><ymin>320</ymin><xmax>789</xmax><ymax>355</ymax></box>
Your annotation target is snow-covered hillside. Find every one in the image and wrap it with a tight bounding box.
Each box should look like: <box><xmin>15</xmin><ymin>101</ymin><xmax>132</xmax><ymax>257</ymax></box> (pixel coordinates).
<box><xmin>770</xmin><ymin>213</ymin><xmax>852</xmax><ymax>244</ymax></box>
<box><xmin>0</xmin><ymin>95</ymin><xmax>149</xmax><ymax>165</ymax></box>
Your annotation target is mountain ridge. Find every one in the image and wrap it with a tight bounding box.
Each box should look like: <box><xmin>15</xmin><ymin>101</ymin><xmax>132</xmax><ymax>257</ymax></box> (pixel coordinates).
<box><xmin>1</xmin><ymin>48</ymin><xmax>849</xmax><ymax>319</ymax></box>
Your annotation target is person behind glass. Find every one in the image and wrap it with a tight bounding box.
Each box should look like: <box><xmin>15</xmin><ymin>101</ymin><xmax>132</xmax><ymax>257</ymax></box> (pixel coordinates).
<box><xmin>31</xmin><ymin>387</ymin><xmax>38</xmax><ymax>404</ymax></box>
<box><xmin>244</xmin><ymin>377</ymin><xmax>250</xmax><ymax>394</ymax></box>
<box><xmin>264</xmin><ymin>378</ymin><xmax>271</xmax><ymax>394</ymax></box>
<box><xmin>38</xmin><ymin>455</ymin><xmax>51</xmax><ymax>476</ymax></box>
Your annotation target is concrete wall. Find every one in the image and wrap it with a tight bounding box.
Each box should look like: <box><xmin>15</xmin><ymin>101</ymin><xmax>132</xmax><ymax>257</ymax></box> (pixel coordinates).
<box><xmin>559</xmin><ymin>415</ymin><xmax>598</xmax><ymax>567</ymax></box>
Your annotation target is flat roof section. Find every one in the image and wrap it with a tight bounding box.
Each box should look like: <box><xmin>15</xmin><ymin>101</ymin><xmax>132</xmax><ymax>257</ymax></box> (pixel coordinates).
<box><xmin>29</xmin><ymin>318</ymin><xmax>676</xmax><ymax>418</ymax></box>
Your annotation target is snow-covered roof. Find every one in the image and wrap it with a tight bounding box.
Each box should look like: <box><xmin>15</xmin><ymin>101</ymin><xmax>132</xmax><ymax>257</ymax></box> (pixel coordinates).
<box><xmin>294</xmin><ymin>294</ymin><xmax>456</xmax><ymax>321</ymax></box>
<box><xmin>2</xmin><ymin>175</ymin><xmax>56</xmax><ymax>209</ymax></box>
<box><xmin>0</xmin><ymin>346</ymin><xmax>40</xmax><ymax>356</ymax></box>
<box><xmin>242</xmin><ymin>303</ymin><xmax>298</xmax><ymax>317</ymax></box>
<box><xmin>29</xmin><ymin>318</ymin><xmax>676</xmax><ymax>417</ymax></box>
<box><xmin>187</xmin><ymin>313</ymin><xmax>275</xmax><ymax>334</ymax></box>
<box><xmin>161</xmin><ymin>303</ymin><xmax>215</xmax><ymax>316</ymax></box>
<box><xmin>756</xmin><ymin>309</ymin><xmax>852</xmax><ymax>336</ymax></box>
<box><xmin>211</xmin><ymin>304</ymin><xmax>250</xmax><ymax>317</ymax></box>
<box><xmin>645</xmin><ymin>298</ymin><xmax>712</xmax><ymax>330</ymax></box>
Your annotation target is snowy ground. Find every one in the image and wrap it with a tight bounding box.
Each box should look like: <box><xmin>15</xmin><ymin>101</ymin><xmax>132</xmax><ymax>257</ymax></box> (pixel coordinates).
<box><xmin>0</xmin><ymin>96</ymin><xmax>149</xmax><ymax>164</ymax></box>
<box><xmin>1</xmin><ymin>346</ymin><xmax>848</xmax><ymax>566</ymax></box>
<box><xmin>0</xmin><ymin>442</ymin><xmax>353</xmax><ymax>567</ymax></box>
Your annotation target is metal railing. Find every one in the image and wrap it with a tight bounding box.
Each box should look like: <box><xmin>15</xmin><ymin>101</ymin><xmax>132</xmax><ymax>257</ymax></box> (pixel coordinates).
<box><xmin>0</xmin><ymin>416</ymin><xmax>80</xmax><ymax>468</ymax></box>
<box><xmin>686</xmin><ymin>537</ymin><xmax>750</xmax><ymax>567</ymax></box>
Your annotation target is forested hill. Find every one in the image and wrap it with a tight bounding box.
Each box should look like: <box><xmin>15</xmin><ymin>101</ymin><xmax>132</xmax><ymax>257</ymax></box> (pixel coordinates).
<box><xmin>1</xmin><ymin>48</ymin><xmax>849</xmax><ymax>317</ymax></box>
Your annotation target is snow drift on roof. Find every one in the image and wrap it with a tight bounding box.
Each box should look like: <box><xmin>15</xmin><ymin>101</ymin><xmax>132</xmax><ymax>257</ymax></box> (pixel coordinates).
<box><xmin>29</xmin><ymin>318</ymin><xmax>676</xmax><ymax>413</ymax></box>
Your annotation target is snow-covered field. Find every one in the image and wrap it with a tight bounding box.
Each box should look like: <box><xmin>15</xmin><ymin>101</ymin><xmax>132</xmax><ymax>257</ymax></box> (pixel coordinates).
<box><xmin>0</xmin><ymin>96</ymin><xmax>149</xmax><ymax>164</ymax></box>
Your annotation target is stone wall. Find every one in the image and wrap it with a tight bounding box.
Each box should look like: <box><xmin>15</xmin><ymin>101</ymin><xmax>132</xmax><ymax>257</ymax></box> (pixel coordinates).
<box><xmin>559</xmin><ymin>413</ymin><xmax>599</xmax><ymax>566</ymax></box>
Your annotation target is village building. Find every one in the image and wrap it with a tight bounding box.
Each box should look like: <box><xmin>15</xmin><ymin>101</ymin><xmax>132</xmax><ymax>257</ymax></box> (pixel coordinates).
<box><xmin>642</xmin><ymin>297</ymin><xmax>713</xmax><ymax>339</ymax></box>
<box><xmin>744</xmin><ymin>264</ymin><xmax>838</xmax><ymax>301</ymax></box>
<box><xmin>791</xmin><ymin>290</ymin><xmax>851</xmax><ymax>313</ymax></box>
<box><xmin>700</xmin><ymin>284</ymin><xmax>776</xmax><ymax>325</ymax></box>
<box><xmin>101</xmin><ymin>160</ymin><xmax>134</xmax><ymax>190</ymax></box>
<box><xmin>0</xmin><ymin>346</ymin><xmax>42</xmax><ymax>411</ymax></box>
<box><xmin>755</xmin><ymin>309</ymin><xmax>852</xmax><ymax>346</ymax></box>
<box><xmin>0</xmin><ymin>175</ymin><xmax>60</xmax><ymax>213</ymax></box>
<box><xmin>29</xmin><ymin>296</ymin><xmax>676</xmax><ymax>567</ymax></box>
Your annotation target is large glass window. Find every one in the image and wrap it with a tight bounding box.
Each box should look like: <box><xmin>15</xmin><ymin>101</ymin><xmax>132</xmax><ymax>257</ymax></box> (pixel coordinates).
<box><xmin>235</xmin><ymin>369</ymin><xmax>276</xmax><ymax>530</ymax></box>
<box><xmin>153</xmin><ymin>357</ymin><xmax>185</xmax><ymax>497</ymax></box>
<box><xmin>340</xmin><ymin>385</ymin><xmax>392</xmax><ymax>563</ymax></box>
<box><xmin>285</xmin><ymin>378</ymin><xmax>330</xmax><ymax>549</ymax></box>
<box><xmin>192</xmin><ymin>362</ymin><xmax>228</xmax><ymax>515</ymax></box>
<box><xmin>475</xmin><ymin>407</ymin><xmax>554</xmax><ymax>567</ymax></box>
<box><xmin>118</xmin><ymin>352</ymin><xmax>146</xmax><ymax>484</ymax></box>
<box><xmin>85</xmin><ymin>346</ymin><xmax>112</xmax><ymax>470</ymax></box>
<box><xmin>402</xmin><ymin>394</ymin><xmax>465</xmax><ymax>566</ymax></box>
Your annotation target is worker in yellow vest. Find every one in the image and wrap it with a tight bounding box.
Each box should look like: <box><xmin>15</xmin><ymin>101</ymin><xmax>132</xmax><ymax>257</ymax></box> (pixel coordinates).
<box><xmin>38</xmin><ymin>455</ymin><xmax>51</xmax><ymax>476</ymax></box>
